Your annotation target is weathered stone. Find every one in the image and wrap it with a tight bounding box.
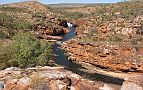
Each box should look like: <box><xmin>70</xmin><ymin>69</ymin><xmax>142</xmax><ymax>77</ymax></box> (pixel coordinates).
<box><xmin>15</xmin><ymin>77</ymin><xmax>31</xmax><ymax>90</ymax></box>
<box><xmin>121</xmin><ymin>81</ymin><xmax>142</xmax><ymax>90</ymax></box>
<box><xmin>16</xmin><ymin>84</ymin><xmax>29</xmax><ymax>90</ymax></box>
<box><xmin>40</xmin><ymin>70</ymin><xmax>67</xmax><ymax>79</ymax></box>
<box><xmin>121</xmin><ymin>75</ymin><xmax>143</xmax><ymax>90</ymax></box>
<box><xmin>77</xmin><ymin>81</ymin><xmax>98</xmax><ymax>90</ymax></box>
<box><xmin>99</xmin><ymin>84</ymin><xmax>114</xmax><ymax>90</ymax></box>
<box><xmin>101</xmin><ymin>29</ymin><xmax>107</xmax><ymax>33</ymax></box>
<box><xmin>0</xmin><ymin>71</ymin><xmax>13</xmax><ymax>78</ymax></box>
<box><xmin>70</xmin><ymin>77</ymin><xmax>80</xmax><ymax>86</ymax></box>
<box><xmin>5</xmin><ymin>67</ymin><xmax>21</xmax><ymax>71</ymax></box>
<box><xmin>48</xmin><ymin>80</ymin><xmax>67</xmax><ymax>90</ymax></box>
<box><xmin>18</xmin><ymin>77</ymin><xmax>29</xmax><ymax>85</ymax></box>
<box><xmin>0</xmin><ymin>66</ymin><xmax>122</xmax><ymax>90</ymax></box>
<box><xmin>4</xmin><ymin>79</ymin><xmax>18</xmax><ymax>90</ymax></box>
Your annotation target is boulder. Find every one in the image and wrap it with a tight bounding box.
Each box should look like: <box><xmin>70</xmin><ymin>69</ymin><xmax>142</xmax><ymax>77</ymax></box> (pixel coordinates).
<box><xmin>15</xmin><ymin>77</ymin><xmax>31</xmax><ymax>90</ymax></box>
<box><xmin>4</xmin><ymin>79</ymin><xmax>18</xmax><ymax>90</ymax></box>
<box><xmin>48</xmin><ymin>80</ymin><xmax>67</xmax><ymax>90</ymax></box>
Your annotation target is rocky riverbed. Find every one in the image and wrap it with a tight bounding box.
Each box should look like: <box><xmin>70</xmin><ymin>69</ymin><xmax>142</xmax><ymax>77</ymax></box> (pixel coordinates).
<box><xmin>0</xmin><ymin>66</ymin><xmax>115</xmax><ymax>90</ymax></box>
<box><xmin>0</xmin><ymin>66</ymin><xmax>142</xmax><ymax>90</ymax></box>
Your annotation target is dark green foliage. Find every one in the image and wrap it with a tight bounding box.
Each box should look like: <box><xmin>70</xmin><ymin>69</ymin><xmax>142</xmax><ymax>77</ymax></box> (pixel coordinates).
<box><xmin>49</xmin><ymin>8</ymin><xmax>88</xmax><ymax>20</ymax></box>
<box><xmin>0</xmin><ymin>31</ymin><xmax>9</xmax><ymax>39</ymax></box>
<box><xmin>0</xmin><ymin>32</ymin><xmax>52</xmax><ymax>69</ymax></box>
<box><xmin>13</xmin><ymin>20</ymin><xmax>32</xmax><ymax>30</ymax></box>
<box><xmin>0</xmin><ymin>13</ymin><xmax>14</xmax><ymax>29</ymax></box>
<box><xmin>0</xmin><ymin>46</ymin><xmax>11</xmax><ymax>69</ymax></box>
<box><xmin>33</xmin><ymin>12</ymin><xmax>46</xmax><ymax>22</ymax></box>
<box><xmin>0</xmin><ymin>13</ymin><xmax>32</xmax><ymax>30</ymax></box>
<box><xmin>61</xmin><ymin>12</ymin><xmax>87</xmax><ymax>20</ymax></box>
<box><xmin>9</xmin><ymin>32</ymin><xmax>51</xmax><ymax>68</ymax></box>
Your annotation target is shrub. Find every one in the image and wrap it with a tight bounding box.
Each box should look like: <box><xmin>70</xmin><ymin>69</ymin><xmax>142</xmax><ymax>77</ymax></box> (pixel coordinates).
<box><xmin>0</xmin><ymin>45</ymin><xmax>11</xmax><ymax>69</ymax></box>
<box><xmin>0</xmin><ymin>13</ymin><xmax>14</xmax><ymax>29</ymax></box>
<box><xmin>9</xmin><ymin>32</ymin><xmax>52</xmax><ymax>68</ymax></box>
<box><xmin>0</xmin><ymin>31</ymin><xmax>9</xmax><ymax>39</ymax></box>
<box><xmin>130</xmin><ymin>35</ymin><xmax>143</xmax><ymax>45</ymax></box>
<box><xmin>30</xmin><ymin>74</ymin><xmax>45</xmax><ymax>89</ymax></box>
<box><xmin>13</xmin><ymin>20</ymin><xmax>32</xmax><ymax>30</ymax></box>
<box><xmin>62</xmin><ymin>11</ymin><xmax>87</xmax><ymax>20</ymax></box>
<box><xmin>108</xmin><ymin>34</ymin><xmax>123</xmax><ymax>42</ymax></box>
<box><xmin>0</xmin><ymin>13</ymin><xmax>32</xmax><ymax>30</ymax></box>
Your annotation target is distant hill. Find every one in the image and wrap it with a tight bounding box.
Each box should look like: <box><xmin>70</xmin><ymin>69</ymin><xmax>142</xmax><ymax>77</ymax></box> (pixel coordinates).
<box><xmin>2</xmin><ymin>1</ymin><xmax>49</xmax><ymax>13</ymax></box>
<box><xmin>47</xmin><ymin>3</ymin><xmax>107</xmax><ymax>8</ymax></box>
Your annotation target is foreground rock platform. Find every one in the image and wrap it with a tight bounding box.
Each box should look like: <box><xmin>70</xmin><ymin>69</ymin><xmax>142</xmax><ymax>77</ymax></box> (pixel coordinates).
<box><xmin>0</xmin><ymin>66</ymin><xmax>101</xmax><ymax>90</ymax></box>
<box><xmin>0</xmin><ymin>66</ymin><xmax>143</xmax><ymax>90</ymax></box>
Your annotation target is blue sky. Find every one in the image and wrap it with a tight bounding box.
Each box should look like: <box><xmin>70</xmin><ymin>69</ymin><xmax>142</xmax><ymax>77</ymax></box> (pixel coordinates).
<box><xmin>0</xmin><ymin>0</ymin><xmax>124</xmax><ymax>4</ymax></box>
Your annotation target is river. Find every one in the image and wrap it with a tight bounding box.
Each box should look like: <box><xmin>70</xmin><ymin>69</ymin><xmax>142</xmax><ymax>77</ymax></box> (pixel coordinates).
<box><xmin>52</xmin><ymin>23</ymin><xmax>123</xmax><ymax>89</ymax></box>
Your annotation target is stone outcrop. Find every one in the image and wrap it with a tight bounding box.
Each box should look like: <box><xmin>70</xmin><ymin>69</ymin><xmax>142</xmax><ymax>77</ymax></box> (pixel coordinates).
<box><xmin>33</xmin><ymin>18</ymin><xmax>70</xmax><ymax>40</ymax></box>
<box><xmin>0</xmin><ymin>66</ymin><xmax>107</xmax><ymax>90</ymax></box>
<box><xmin>61</xmin><ymin>39</ymin><xmax>143</xmax><ymax>72</ymax></box>
<box><xmin>35</xmin><ymin>25</ymin><xmax>67</xmax><ymax>36</ymax></box>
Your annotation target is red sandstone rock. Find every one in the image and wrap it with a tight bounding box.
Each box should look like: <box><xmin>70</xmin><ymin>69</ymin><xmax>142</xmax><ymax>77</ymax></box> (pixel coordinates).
<box><xmin>4</xmin><ymin>79</ymin><xmax>18</xmax><ymax>90</ymax></box>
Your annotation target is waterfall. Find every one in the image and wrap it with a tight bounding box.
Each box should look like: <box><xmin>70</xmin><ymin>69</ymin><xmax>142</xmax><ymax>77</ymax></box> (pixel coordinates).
<box><xmin>67</xmin><ymin>23</ymin><xmax>73</xmax><ymax>28</ymax></box>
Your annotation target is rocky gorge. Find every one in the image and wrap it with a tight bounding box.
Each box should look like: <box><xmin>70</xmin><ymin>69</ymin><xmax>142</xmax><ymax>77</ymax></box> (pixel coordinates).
<box><xmin>1</xmin><ymin>1</ymin><xmax>143</xmax><ymax>90</ymax></box>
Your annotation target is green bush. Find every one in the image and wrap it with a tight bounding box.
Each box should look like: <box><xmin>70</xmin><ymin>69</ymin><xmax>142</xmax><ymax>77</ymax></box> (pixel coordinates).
<box><xmin>49</xmin><ymin>8</ymin><xmax>88</xmax><ymax>20</ymax></box>
<box><xmin>130</xmin><ymin>35</ymin><xmax>143</xmax><ymax>45</ymax></box>
<box><xmin>0</xmin><ymin>32</ymin><xmax>52</xmax><ymax>70</ymax></box>
<box><xmin>0</xmin><ymin>13</ymin><xmax>14</xmax><ymax>29</ymax></box>
<box><xmin>0</xmin><ymin>31</ymin><xmax>9</xmax><ymax>39</ymax></box>
<box><xmin>8</xmin><ymin>32</ymin><xmax>52</xmax><ymax>68</ymax></box>
<box><xmin>0</xmin><ymin>45</ymin><xmax>11</xmax><ymax>69</ymax></box>
<box><xmin>62</xmin><ymin>11</ymin><xmax>87</xmax><ymax>20</ymax></box>
<box><xmin>13</xmin><ymin>20</ymin><xmax>32</xmax><ymax>30</ymax></box>
<box><xmin>0</xmin><ymin>13</ymin><xmax>32</xmax><ymax>30</ymax></box>
<box><xmin>108</xmin><ymin>34</ymin><xmax>123</xmax><ymax>42</ymax></box>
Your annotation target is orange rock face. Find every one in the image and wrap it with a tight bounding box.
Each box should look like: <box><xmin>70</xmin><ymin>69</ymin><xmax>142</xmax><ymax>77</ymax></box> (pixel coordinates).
<box><xmin>62</xmin><ymin>40</ymin><xmax>143</xmax><ymax>72</ymax></box>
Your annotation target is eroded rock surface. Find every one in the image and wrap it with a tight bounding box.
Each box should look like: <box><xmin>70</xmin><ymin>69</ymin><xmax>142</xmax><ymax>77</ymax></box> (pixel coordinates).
<box><xmin>121</xmin><ymin>75</ymin><xmax>143</xmax><ymax>90</ymax></box>
<box><xmin>0</xmin><ymin>66</ymin><xmax>106</xmax><ymax>90</ymax></box>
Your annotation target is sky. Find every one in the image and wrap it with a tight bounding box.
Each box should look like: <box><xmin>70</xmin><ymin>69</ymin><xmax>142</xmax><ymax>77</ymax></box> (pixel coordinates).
<box><xmin>0</xmin><ymin>0</ymin><xmax>124</xmax><ymax>4</ymax></box>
